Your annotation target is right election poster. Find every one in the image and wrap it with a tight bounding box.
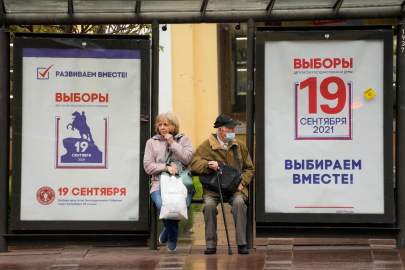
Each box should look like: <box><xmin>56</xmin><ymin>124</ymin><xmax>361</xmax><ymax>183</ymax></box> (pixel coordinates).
<box><xmin>255</xmin><ymin>29</ymin><xmax>394</xmax><ymax>223</ymax></box>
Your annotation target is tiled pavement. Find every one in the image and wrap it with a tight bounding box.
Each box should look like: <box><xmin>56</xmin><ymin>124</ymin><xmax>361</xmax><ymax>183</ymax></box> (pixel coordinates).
<box><xmin>0</xmin><ymin>238</ymin><xmax>404</xmax><ymax>270</ymax></box>
<box><xmin>1</xmin><ymin>206</ymin><xmax>404</xmax><ymax>269</ymax></box>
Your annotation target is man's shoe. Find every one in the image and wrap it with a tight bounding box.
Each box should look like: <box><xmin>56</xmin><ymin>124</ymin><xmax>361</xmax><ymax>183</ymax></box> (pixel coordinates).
<box><xmin>204</xmin><ymin>247</ymin><xmax>217</xmax><ymax>255</ymax></box>
<box><xmin>167</xmin><ymin>241</ymin><xmax>177</xmax><ymax>252</ymax></box>
<box><xmin>238</xmin><ymin>245</ymin><xmax>249</xmax><ymax>255</ymax></box>
<box><xmin>158</xmin><ymin>228</ymin><xmax>168</xmax><ymax>245</ymax></box>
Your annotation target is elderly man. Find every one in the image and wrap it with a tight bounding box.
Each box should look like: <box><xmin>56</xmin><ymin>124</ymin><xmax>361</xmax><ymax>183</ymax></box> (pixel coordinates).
<box><xmin>191</xmin><ymin>114</ymin><xmax>254</xmax><ymax>255</ymax></box>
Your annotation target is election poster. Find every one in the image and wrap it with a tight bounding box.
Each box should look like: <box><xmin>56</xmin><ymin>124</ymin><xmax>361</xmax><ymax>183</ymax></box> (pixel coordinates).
<box><xmin>256</xmin><ymin>29</ymin><xmax>394</xmax><ymax>223</ymax></box>
<box><xmin>12</xmin><ymin>35</ymin><xmax>150</xmax><ymax>230</ymax></box>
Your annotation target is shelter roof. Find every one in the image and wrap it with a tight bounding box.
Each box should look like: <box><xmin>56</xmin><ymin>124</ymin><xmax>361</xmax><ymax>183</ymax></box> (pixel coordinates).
<box><xmin>1</xmin><ymin>0</ymin><xmax>404</xmax><ymax>24</ymax></box>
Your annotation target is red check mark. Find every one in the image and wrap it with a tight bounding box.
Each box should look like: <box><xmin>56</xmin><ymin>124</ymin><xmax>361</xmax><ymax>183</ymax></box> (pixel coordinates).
<box><xmin>38</xmin><ymin>65</ymin><xmax>54</xmax><ymax>78</ymax></box>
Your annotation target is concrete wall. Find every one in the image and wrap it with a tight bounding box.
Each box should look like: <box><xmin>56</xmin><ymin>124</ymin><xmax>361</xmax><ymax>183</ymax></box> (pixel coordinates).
<box><xmin>171</xmin><ymin>24</ymin><xmax>219</xmax><ymax>147</ymax></box>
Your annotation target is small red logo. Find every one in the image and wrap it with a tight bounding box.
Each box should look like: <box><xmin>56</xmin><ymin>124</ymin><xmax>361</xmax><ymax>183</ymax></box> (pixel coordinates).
<box><xmin>36</xmin><ymin>186</ymin><xmax>55</xmax><ymax>205</ymax></box>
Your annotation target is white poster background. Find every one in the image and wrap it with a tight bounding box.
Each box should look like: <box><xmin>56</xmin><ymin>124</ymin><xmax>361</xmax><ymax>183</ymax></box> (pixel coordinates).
<box><xmin>265</xmin><ymin>40</ymin><xmax>384</xmax><ymax>214</ymax></box>
<box><xmin>20</xmin><ymin>49</ymin><xmax>141</xmax><ymax>221</ymax></box>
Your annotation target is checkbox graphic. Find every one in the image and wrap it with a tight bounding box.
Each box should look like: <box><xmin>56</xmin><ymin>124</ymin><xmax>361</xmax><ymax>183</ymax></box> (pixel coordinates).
<box><xmin>36</xmin><ymin>65</ymin><xmax>53</xmax><ymax>80</ymax></box>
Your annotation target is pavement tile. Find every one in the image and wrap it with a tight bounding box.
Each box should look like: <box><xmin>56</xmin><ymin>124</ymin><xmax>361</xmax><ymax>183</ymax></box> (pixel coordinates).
<box><xmin>0</xmin><ymin>238</ymin><xmax>404</xmax><ymax>270</ymax></box>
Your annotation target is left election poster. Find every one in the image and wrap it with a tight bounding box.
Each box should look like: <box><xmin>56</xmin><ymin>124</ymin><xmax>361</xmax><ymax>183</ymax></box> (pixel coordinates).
<box><xmin>11</xmin><ymin>35</ymin><xmax>150</xmax><ymax>231</ymax></box>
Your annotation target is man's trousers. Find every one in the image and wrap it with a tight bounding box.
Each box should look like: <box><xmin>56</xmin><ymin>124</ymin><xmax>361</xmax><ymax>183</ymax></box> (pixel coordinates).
<box><xmin>203</xmin><ymin>192</ymin><xmax>247</xmax><ymax>248</ymax></box>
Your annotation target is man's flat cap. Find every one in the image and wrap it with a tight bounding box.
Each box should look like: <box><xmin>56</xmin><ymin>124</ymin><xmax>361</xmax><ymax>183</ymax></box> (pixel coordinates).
<box><xmin>213</xmin><ymin>114</ymin><xmax>241</xmax><ymax>128</ymax></box>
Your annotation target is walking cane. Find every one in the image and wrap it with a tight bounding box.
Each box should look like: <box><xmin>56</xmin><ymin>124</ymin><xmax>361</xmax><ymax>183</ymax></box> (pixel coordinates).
<box><xmin>216</xmin><ymin>167</ymin><xmax>233</xmax><ymax>255</ymax></box>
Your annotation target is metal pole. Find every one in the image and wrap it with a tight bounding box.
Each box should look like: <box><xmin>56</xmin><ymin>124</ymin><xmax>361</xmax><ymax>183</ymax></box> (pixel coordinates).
<box><xmin>149</xmin><ymin>20</ymin><xmax>159</xmax><ymax>250</ymax></box>
<box><xmin>0</xmin><ymin>26</ymin><xmax>9</xmax><ymax>252</ymax></box>
<box><xmin>246</xmin><ymin>18</ymin><xmax>255</xmax><ymax>250</ymax></box>
<box><xmin>151</xmin><ymin>21</ymin><xmax>160</xmax><ymax>120</ymax></box>
<box><xmin>396</xmin><ymin>20</ymin><xmax>405</xmax><ymax>248</ymax></box>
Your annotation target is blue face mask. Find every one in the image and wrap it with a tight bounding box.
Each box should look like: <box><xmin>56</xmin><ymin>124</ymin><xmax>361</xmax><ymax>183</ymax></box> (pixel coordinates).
<box><xmin>225</xmin><ymin>132</ymin><xmax>236</xmax><ymax>141</ymax></box>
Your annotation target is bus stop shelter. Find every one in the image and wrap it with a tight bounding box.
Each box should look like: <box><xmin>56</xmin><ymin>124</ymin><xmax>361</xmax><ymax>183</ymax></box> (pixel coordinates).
<box><xmin>2</xmin><ymin>0</ymin><xmax>405</xmax><ymax>253</ymax></box>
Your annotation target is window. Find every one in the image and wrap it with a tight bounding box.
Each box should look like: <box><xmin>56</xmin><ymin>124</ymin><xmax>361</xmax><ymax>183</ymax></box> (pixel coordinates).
<box><xmin>218</xmin><ymin>23</ymin><xmax>247</xmax><ymax>123</ymax></box>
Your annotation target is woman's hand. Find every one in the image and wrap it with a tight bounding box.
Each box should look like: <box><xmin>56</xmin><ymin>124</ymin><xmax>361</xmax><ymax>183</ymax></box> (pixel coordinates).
<box><xmin>163</xmin><ymin>133</ymin><xmax>174</xmax><ymax>145</ymax></box>
<box><xmin>166</xmin><ymin>165</ymin><xmax>178</xmax><ymax>175</ymax></box>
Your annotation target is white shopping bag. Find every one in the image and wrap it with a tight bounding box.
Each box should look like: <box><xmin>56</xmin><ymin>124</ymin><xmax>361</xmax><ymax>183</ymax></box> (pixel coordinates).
<box><xmin>159</xmin><ymin>172</ymin><xmax>188</xmax><ymax>220</ymax></box>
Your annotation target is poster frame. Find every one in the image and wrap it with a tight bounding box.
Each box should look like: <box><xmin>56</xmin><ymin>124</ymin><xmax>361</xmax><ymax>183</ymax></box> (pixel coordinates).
<box><xmin>255</xmin><ymin>27</ymin><xmax>395</xmax><ymax>224</ymax></box>
<box><xmin>10</xmin><ymin>33</ymin><xmax>150</xmax><ymax>231</ymax></box>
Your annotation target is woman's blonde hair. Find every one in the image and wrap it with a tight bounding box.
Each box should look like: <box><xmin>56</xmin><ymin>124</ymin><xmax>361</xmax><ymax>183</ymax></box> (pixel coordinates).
<box><xmin>154</xmin><ymin>112</ymin><xmax>180</xmax><ymax>135</ymax></box>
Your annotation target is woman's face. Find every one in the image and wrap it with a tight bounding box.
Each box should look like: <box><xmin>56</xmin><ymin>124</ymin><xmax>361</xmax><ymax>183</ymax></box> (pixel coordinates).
<box><xmin>157</xmin><ymin>119</ymin><xmax>174</xmax><ymax>135</ymax></box>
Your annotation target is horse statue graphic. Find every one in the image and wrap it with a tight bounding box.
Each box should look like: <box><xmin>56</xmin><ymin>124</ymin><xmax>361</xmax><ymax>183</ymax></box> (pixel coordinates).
<box><xmin>66</xmin><ymin>111</ymin><xmax>94</xmax><ymax>143</ymax></box>
<box><xmin>60</xmin><ymin>110</ymin><xmax>103</xmax><ymax>165</ymax></box>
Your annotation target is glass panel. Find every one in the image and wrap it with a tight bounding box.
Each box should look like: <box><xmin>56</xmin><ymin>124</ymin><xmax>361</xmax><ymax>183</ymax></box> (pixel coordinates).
<box><xmin>273</xmin><ymin>0</ymin><xmax>337</xmax><ymax>10</ymax></box>
<box><xmin>4</xmin><ymin>0</ymin><xmax>67</xmax><ymax>13</ymax></box>
<box><xmin>342</xmin><ymin>0</ymin><xmax>402</xmax><ymax>8</ymax></box>
<box><xmin>142</xmin><ymin>0</ymin><xmax>201</xmax><ymax>12</ymax></box>
<box><xmin>207</xmin><ymin>0</ymin><xmax>269</xmax><ymax>11</ymax></box>
<box><xmin>235</xmin><ymin>38</ymin><xmax>247</xmax><ymax>97</ymax></box>
<box><xmin>74</xmin><ymin>0</ymin><xmax>136</xmax><ymax>13</ymax></box>
<box><xmin>232</xmin><ymin>24</ymin><xmax>248</xmax><ymax>113</ymax></box>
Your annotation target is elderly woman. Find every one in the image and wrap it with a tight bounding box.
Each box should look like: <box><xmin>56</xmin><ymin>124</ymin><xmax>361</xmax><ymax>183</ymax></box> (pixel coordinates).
<box><xmin>143</xmin><ymin>112</ymin><xmax>194</xmax><ymax>251</ymax></box>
